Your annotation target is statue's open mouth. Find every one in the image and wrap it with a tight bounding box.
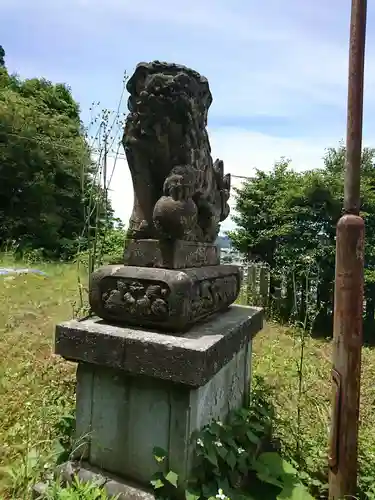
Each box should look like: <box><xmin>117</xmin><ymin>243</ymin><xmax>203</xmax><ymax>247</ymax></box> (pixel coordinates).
<box><xmin>134</xmin><ymin>92</ymin><xmax>191</xmax><ymax>135</ymax></box>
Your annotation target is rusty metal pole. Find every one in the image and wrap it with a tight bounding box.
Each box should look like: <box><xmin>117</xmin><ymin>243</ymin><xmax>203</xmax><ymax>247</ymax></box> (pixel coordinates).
<box><xmin>328</xmin><ymin>1</ymin><xmax>367</xmax><ymax>498</ymax></box>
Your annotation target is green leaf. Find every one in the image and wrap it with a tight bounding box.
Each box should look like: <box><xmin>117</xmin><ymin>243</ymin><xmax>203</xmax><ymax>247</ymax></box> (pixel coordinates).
<box><xmin>150</xmin><ymin>478</ymin><xmax>164</xmax><ymax>489</ymax></box>
<box><xmin>53</xmin><ymin>440</ymin><xmax>65</xmax><ymax>455</ymax></box>
<box><xmin>216</xmin><ymin>445</ymin><xmax>228</xmax><ymax>460</ymax></box>
<box><xmin>190</xmin><ymin>430</ymin><xmax>200</xmax><ymax>443</ymax></box>
<box><xmin>257</xmin><ymin>452</ymin><xmax>297</xmax><ymax>478</ymax></box>
<box><xmin>254</xmin><ymin>404</ymin><xmax>271</xmax><ymax>418</ymax></box>
<box><xmin>202</xmin><ymin>481</ymin><xmax>218</xmax><ymax>499</ymax></box>
<box><xmin>246</xmin><ymin>429</ymin><xmax>261</xmax><ymax>444</ymax></box>
<box><xmin>185</xmin><ymin>491</ymin><xmax>200</xmax><ymax>500</ymax></box>
<box><xmin>257</xmin><ymin>472</ymin><xmax>283</xmax><ymax>488</ymax></box>
<box><xmin>165</xmin><ymin>470</ymin><xmax>178</xmax><ymax>488</ymax></box>
<box><xmin>226</xmin><ymin>449</ymin><xmax>237</xmax><ymax>470</ymax></box>
<box><xmin>238</xmin><ymin>408</ymin><xmax>251</xmax><ymax>419</ymax></box>
<box><xmin>222</xmin><ymin>434</ymin><xmax>238</xmax><ymax>449</ymax></box>
<box><xmin>204</xmin><ymin>441</ymin><xmax>219</xmax><ymax>467</ymax></box>
<box><xmin>310</xmin><ymin>478</ymin><xmax>324</xmax><ymax>487</ymax></box>
<box><xmin>218</xmin><ymin>477</ymin><xmax>231</xmax><ymax>494</ymax></box>
<box><xmin>27</xmin><ymin>447</ymin><xmax>39</xmax><ymax>468</ymax></box>
<box><xmin>208</xmin><ymin>421</ymin><xmax>223</xmax><ymax>436</ymax></box>
<box><xmin>249</xmin><ymin>421</ymin><xmax>266</xmax><ymax>433</ymax></box>
<box><xmin>235</xmin><ymin>494</ymin><xmax>256</xmax><ymax>500</ymax></box>
<box><xmin>152</xmin><ymin>446</ymin><xmax>166</xmax><ymax>463</ymax></box>
<box><xmin>277</xmin><ymin>482</ymin><xmax>315</xmax><ymax>500</ymax></box>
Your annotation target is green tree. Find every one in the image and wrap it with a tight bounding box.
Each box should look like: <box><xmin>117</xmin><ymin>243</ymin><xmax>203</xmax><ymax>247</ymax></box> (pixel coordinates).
<box><xmin>0</xmin><ymin>66</ymin><xmax>114</xmax><ymax>259</ymax></box>
<box><xmin>228</xmin><ymin>159</ymin><xmax>301</xmax><ymax>267</ymax></box>
<box><xmin>0</xmin><ymin>45</ymin><xmax>5</xmax><ymax>67</ymax></box>
<box><xmin>324</xmin><ymin>145</ymin><xmax>375</xmax><ymax>335</ymax></box>
<box><xmin>229</xmin><ymin>160</ymin><xmax>309</xmax><ymax>318</ymax></box>
<box><xmin>230</xmin><ymin>146</ymin><xmax>375</xmax><ymax>336</ymax></box>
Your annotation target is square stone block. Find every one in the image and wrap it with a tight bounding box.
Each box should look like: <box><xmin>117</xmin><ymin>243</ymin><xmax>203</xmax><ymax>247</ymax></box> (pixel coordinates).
<box><xmin>88</xmin><ymin>264</ymin><xmax>242</xmax><ymax>333</ymax></box>
<box><xmin>124</xmin><ymin>239</ymin><xmax>220</xmax><ymax>269</ymax></box>
<box><xmin>55</xmin><ymin>305</ymin><xmax>263</xmax><ymax>488</ymax></box>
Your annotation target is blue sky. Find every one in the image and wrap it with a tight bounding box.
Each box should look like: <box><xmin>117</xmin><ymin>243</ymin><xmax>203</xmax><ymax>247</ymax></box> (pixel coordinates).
<box><xmin>3</xmin><ymin>0</ymin><xmax>375</xmax><ymax>232</ymax></box>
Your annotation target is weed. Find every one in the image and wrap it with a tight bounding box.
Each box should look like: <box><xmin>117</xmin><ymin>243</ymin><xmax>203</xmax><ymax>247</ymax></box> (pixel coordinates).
<box><xmin>42</xmin><ymin>475</ymin><xmax>119</xmax><ymax>500</ymax></box>
<box><xmin>252</xmin><ymin>322</ymin><xmax>375</xmax><ymax>498</ymax></box>
<box><xmin>2</xmin><ymin>255</ymin><xmax>375</xmax><ymax>498</ymax></box>
<box><xmin>150</xmin><ymin>384</ymin><xmax>313</xmax><ymax>500</ymax></box>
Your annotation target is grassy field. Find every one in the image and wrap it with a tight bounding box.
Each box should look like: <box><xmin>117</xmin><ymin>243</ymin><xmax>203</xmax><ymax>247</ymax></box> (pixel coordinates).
<box><xmin>0</xmin><ymin>257</ymin><xmax>79</xmax><ymax>499</ymax></box>
<box><xmin>253</xmin><ymin>324</ymin><xmax>375</xmax><ymax>496</ymax></box>
<box><xmin>0</xmin><ymin>257</ymin><xmax>375</xmax><ymax>498</ymax></box>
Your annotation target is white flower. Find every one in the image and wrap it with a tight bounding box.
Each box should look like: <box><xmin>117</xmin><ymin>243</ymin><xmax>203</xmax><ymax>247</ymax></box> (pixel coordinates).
<box><xmin>214</xmin><ymin>440</ymin><xmax>223</xmax><ymax>448</ymax></box>
<box><xmin>216</xmin><ymin>489</ymin><xmax>226</xmax><ymax>500</ymax></box>
<box><xmin>238</xmin><ymin>447</ymin><xmax>245</xmax><ymax>455</ymax></box>
<box><xmin>197</xmin><ymin>438</ymin><xmax>204</xmax><ymax>447</ymax></box>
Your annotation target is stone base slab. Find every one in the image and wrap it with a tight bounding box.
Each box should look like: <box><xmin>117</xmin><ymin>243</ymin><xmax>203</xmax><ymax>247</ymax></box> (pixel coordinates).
<box><xmin>70</xmin><ymin>349</ymin><xmax>251</xmax><ymax>486</ymax></box>
<box><xmin>89</xmin><ymin>264</ymin><xmax>241</xmax><ymax>332</ymax></box>
<box><xmin>53</xmin><ymin>305</ymin><xmax>263</xmax><ymax>490</ymax></box>
<box><xmin>55</xmin><ymin>305</ymin><xmax>263</xmax><ymax>387</ymax></box>
<box><xmin>124</xmin><ymin>239</ymin><xmax>219</xmax><ymax>269</ymax></box>
<box><xmin>33</xmin><ymin>461</ymin><xmax>155</xmax><ymax>500</ymax></box>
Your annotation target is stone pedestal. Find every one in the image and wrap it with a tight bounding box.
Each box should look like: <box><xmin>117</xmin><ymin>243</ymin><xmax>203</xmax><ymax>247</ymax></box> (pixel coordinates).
<box><xmin>53</xmin><ymin>305</ymin><xmax>263</xmax><ymax>495</ymax></box>
<box><xmin>88</xmin><ymin>264</ymin><xmax>242</xmax><ymax>333</ymax></box>
<box><xmin>124</xmin><ymin>239</ymin><xmax>220</xmax><ymax>269</ymax></box>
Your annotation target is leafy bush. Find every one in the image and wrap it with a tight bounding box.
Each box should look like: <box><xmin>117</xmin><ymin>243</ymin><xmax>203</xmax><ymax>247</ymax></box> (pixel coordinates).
<box><xmin>229</xmin><ymin>146</ymin><xmax>375</xmax><ymax>338</ymax></box>
<box><xmin>150</xmin><ymin>380</ymin><xmax>314</xmax><ymax>500</ymax></box>
<box><xmin>43</xmin><ymin>475</ymin><xmax>119</xmax><ymax>500</ymax></box>
<box><xmin>74</xmin><ymin>223</ymin><xmax>128</xmax><ymax>271</ymax></box>
<box><xmin>0</xmin><ymin>56</ymin><xmax>117</xmax><ymax>260</ymax></box>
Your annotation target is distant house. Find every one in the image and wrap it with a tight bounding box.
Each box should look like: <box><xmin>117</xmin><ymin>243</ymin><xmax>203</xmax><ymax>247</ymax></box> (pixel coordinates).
<box><xmin>215</xmin><ymin>235</ymin><xmax>244</xmax><ymax>267</ymax></box>
<box><xmin>215</xmin><ymin>234</ymin><xmax>232</xmax><ymax>249</ymax></box>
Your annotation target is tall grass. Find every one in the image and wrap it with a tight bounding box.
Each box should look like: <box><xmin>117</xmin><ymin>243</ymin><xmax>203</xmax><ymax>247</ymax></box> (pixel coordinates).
<box><xmin>0</xmin><ymin>77</ymin><xmax>128</xmax><ymax>498</ymax></box>
<box><xmin>248</xmin><ymin>264</ymin><xmax>375</xmax><ymax>498</ymax></box>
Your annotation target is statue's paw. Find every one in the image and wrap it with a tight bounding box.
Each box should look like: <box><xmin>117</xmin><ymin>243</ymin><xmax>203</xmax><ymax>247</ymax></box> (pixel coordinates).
<box><xmin>130</xmin><ymin>219</ymin><xmax>155</xmax><ymax>239</ymax></box>
<box><xmin>163</xmin><ymin>174</ymin><xmax>193</xmax><ymax>201</ymax></box>
<box><xmin>153</xmin><ymin>195</ymin><xmax>198</xmax><ymax>240</ymax></box>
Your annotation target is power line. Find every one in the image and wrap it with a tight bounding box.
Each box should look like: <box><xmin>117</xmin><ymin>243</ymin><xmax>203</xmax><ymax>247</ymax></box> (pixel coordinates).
<box><xmin>231</xmin><ymin>174</ymin><xmax>252</xmax><ymax>180</ymax></box>
<box><xmin>2</xmin><ymin>131</ymin><xmax>253</xmax><ymax>185</ymax></box>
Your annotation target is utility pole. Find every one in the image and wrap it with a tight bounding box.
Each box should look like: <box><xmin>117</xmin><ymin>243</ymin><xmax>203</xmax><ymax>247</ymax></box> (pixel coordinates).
<box><xmin>328</xmin><ymin>1</ymin><xmax>367</xmax><ymax>498</ymax></box>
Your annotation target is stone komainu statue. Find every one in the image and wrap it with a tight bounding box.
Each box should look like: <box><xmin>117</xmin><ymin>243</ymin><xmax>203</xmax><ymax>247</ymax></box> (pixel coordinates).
<box><xmin>123</xmin><ymin>61</ymin><xmax>231</xmax><ymax>243</ymax></box>
<box><xmin>89</xmin><ymin>61</ymin><xmax>241</xmax><ymax>331</ymax></box>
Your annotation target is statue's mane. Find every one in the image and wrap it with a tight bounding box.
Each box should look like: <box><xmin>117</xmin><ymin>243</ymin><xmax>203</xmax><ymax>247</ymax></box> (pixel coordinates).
<box><xmin>122</xmin><ymin>60</ymin><xmax>230</xmax><ymax>243</ymax></box>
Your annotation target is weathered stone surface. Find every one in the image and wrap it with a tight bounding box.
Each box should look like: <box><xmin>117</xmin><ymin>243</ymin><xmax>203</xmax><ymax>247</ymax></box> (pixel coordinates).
<box><xmin>88</xmin><ymin>61</ymin><xmax>240</xmax><ymax>326</ymax></box>
<box><xmin>55</xmin><ymin>306</ymin><xmax>262</xmax><ymax>488</ymax></box>
<box><xmin>123</xmin><ymin>61</ymin><xmax>231</xmax><ymax>244</ymax></box>
<box><xmin>33</xmin><ymin>462</ymin><xmax>155</xmax><ymax>500</ymax></box>
<box><xmin>71</xmin><ymin>345</ymin><xmax>251</xmax><ymax>486</ymax></box>
<box><xmin>52</xmin><ymin>305</ymin><xmax>263</xmax><ymax>492</ymax></box>
<box><xmin>55</xmin><ymin>304</ymin><xmax>263</xmax><ymax>387</ymax></box>
<box><xmin>89</xmin><ymin>264</ymin><xmax>241</xmax><ymax>332</ymax></box>
<box><xmin>32</xmin><ymin>482</ymin><xmax>47</xmax><ymax>499</ymax></box>
<box><xmin>124</xmin><ymin>239</ymin><xmax>219</xmax><ymax>269</ymax></box>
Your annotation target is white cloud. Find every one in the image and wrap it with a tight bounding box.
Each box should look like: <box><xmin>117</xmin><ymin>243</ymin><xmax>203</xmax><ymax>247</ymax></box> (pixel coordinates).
<box><xmin>93</xmin><ymin>0</ymin><xmax>375</xmax><ymax>239</ymax></box>
<box><xmin>7</xmin><ymin>0</ymin><xmax>375</xmax><ymax>122</ymax></box>
<box><xmin>5</xmin><ymin>0</ymin><xmax>375</xmax><ymax>239</ymax></box>
<box><xmin>97</xmin><ymin>0</ymin><xmax>375</xmax><ymax>116</ymax></box>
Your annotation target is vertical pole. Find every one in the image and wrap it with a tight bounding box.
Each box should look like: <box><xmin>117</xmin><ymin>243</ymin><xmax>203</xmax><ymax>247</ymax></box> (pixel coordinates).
<box><xmin>247</xmin><ymin>264</ymin><xmax>256</xmax><ymax>304</ymax></box>
<box><xmin>328</xmin><ymin>1</ymin><xmax>367</xmax><ymax>498</ymax></box>
<box><xmin>259</xmin><ymin>267</ymin><xmax>269</xmax><ymax>308</ymax></box>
